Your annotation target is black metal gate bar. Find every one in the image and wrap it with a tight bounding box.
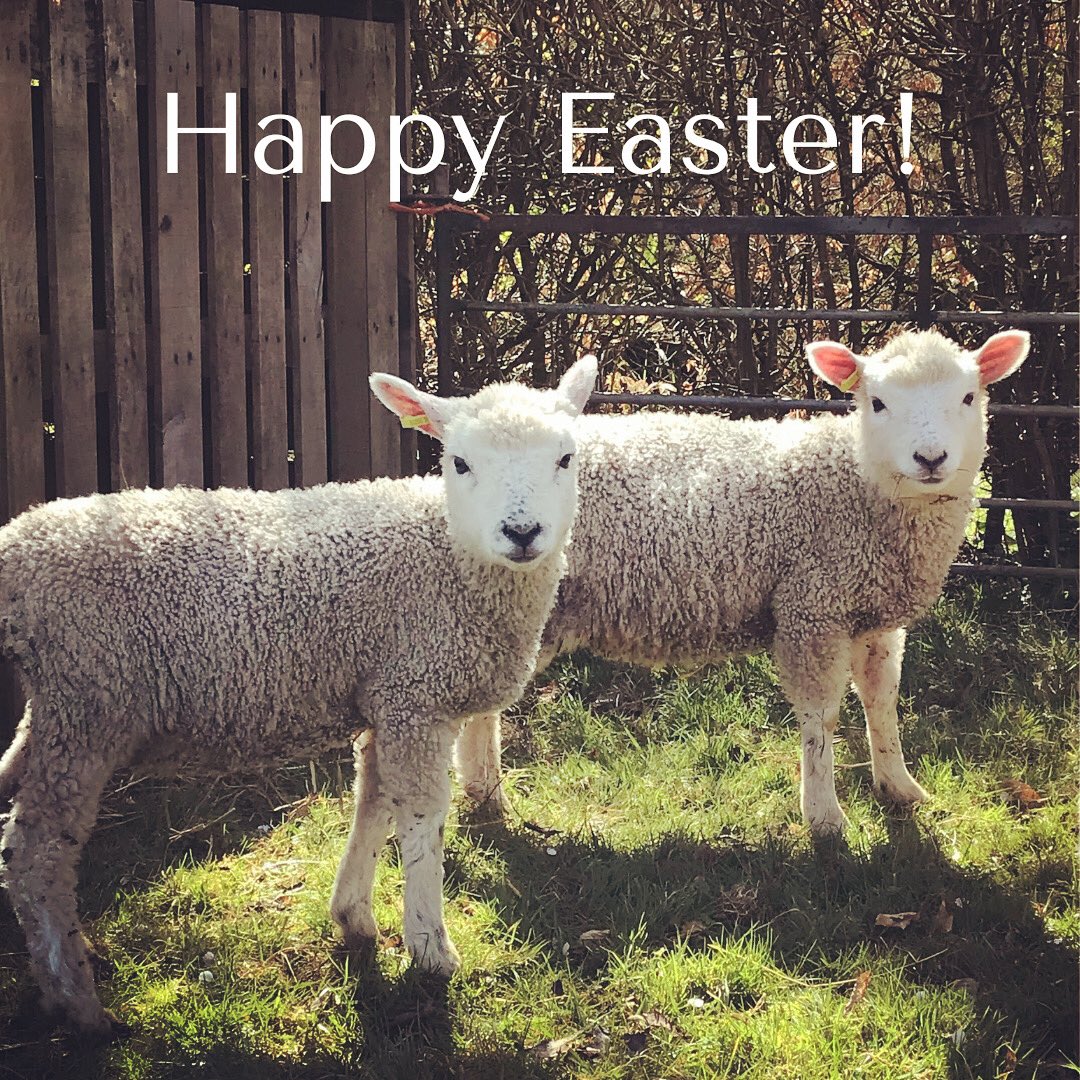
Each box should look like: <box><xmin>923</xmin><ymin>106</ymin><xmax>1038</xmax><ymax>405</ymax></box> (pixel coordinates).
<box><xmin>456</xmin><ymin>299</ymin><xmax>1080</xmax><ymax>328</ymax></box>
<box><xmin>471</xmin><ymin>214</ymin><xmax>1078</xmax><ymax>237</ymax></box>
<box><xmin>590</xmin><ymin>393</ymin><xmax>1078</xmax><ymax>420</ymax></box>
<box><xmin>431</xmin><ymin>211</ymin><xmax>1078</xmax><ymax>583</ymax></box>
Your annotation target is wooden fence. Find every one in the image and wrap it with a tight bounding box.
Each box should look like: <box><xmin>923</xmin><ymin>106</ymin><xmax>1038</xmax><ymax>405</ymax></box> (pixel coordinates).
<box><xmin>0</xmin><ymin>0</ymin><xmax>414</xmax><ymax>738</ymax></box>
<box><xmin>0</xmin><ymin>0</ymin><xmax>414</xmax><ymax>524</ymax></box>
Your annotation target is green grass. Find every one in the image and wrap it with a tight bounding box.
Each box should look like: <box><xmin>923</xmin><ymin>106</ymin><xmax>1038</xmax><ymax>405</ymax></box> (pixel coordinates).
<box><xmin>0</xmin><ymin>591</ymin><xmax>1076</xmax><ymax>1079</ymax></box>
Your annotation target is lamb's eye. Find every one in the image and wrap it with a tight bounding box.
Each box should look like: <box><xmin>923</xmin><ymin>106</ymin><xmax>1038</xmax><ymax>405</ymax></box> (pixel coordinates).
<box><xmin>453</xmin><ymin>457</ymin><xmax>470</xmax><ymax>475</ymax></box>
<box><xmin>871</xmin><ymin>397</ymin><xmax>887</xmax><ymax>413</ymax></box>
<box><xmin>558</xmin><ymin>453</ymin><xmax>573</xmax><ymax>470</ymax></box>
<box><xmin>962</xmin><ymin>392</ymin><xmax>975</xmax><ymax>406</ymax></box>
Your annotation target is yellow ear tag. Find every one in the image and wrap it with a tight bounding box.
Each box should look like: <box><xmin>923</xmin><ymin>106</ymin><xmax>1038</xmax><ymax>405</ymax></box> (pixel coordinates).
<box><xmin>400</xmin><ymin>413</ymin><xmax>430</xmax><ymax>429</ymax></box>
<box><xmin>839</xmin><ymin>371</ymin><xmax>860</xmax><ymax>393</ymax></box>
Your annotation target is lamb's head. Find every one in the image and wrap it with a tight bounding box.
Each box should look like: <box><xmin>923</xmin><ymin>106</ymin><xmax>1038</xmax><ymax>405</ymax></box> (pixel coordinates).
<box><xmin>371</xmin><ymin>356</ymin><xmax>597</xmax><ymax>569</ymax></box>
<box><xmin>807</xmin><ymin>328</ymin><xmax>1029</xmax><ymax>500</ymax></box>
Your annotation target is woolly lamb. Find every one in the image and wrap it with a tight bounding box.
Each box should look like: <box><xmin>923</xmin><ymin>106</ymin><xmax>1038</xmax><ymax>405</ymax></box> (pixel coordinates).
<box><xmin>457</xmin><ymin>329</ymin><xmax>1029</xmax><ymax>835</ymax></box>
<box><xmin>0</xmin><ymin>357</ymin><xmax>597</xmax><ymax>1036</ymax></box>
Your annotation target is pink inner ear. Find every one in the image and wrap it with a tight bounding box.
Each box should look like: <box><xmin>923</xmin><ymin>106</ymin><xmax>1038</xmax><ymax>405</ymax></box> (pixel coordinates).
<box><xmin>807</xmin><ymin>341</ymin><xmax>858</xmax><ymax>388</ymax></box>
<box><xmin>376</xmin><ymin>381</ymin><xmax>441</xmax><ymax>438</ymax></box>
<box><xmin>976</xmin><ymin>331</ymin><xmax>1029</xmax><ymax>385</ymax></box>
<box><xmin>381</xmin><ymin>382</ymin><xmax>425</xmax><ymax>418</ymax></box>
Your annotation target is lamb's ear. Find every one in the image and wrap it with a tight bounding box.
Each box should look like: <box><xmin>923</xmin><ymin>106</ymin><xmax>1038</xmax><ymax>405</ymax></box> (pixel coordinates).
<box><xmin>974</xmin><ymin>330</ymin><xmax>1029</xmax><ymax>385</ymax></box>
<box><xmin>556</xmin><ymin>354</ymin><xmax>598</xmax><ymax>416</ymax></box>
<box><xmin>369</xmin><ymin>373</ymin><xmax>455</xmax><ymax>440</ymax></box>
<box><xmin>806</xmin><ymin>340</ymin><xmax>861</xmax><ymax>392</ymax></box>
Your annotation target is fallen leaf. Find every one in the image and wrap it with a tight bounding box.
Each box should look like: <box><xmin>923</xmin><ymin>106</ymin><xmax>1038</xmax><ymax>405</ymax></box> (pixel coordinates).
<box><xmin>527</xmin><ymin>1035</ymin><xmax>577</xmax><ymax>1060</ymax></box>
<box><xmin>931</xmin><ymin>899</ymin><xmax>954</xmax><ymax>934</ymax></box>
<box><xmin>578</xmin><ymin>929</ymin><xmax>610</xmax><ymax>946</ymax></box>
<box><xmin>535</xmin><ymin>681</ymin><xmax>560</xmax><ymax>702</ymax></box>
<box><xmin>875</xmin><ymin>911</ymin><xmax>920</xmax><ymax>930</ymax></box>
<box><xmin>1002</xmin><ymin>1047</ymin><xmax>1018</xmax><ymax>1075</ymax></box>
<box><xmin>842</xmin><ymin>970</ymin><xmax>871</xmax><ymax>1012</ymax></box>
<box><xmin>680</xmin><ymin>920</ymin><xmax>707</xmax><ymax>938</ymax></box>
<box><xmin>623</xmin><ymin>1031</ymin><xmax>650</xmax><ymax>1055</ymax></box>
<box><xmin>1001</xmin><ymin>778</ymin><xmax>1045</xmax><ymax>812</ymax></box>
<box><xmin>580</xmin><ymin>1026</ymin><xmax>610</xmax><ymax>1058</ymax></box>
<box><xmin>638</xmin><ymin>1008</ymin><xmax>677</xmax><ymax>1032</ymax></box>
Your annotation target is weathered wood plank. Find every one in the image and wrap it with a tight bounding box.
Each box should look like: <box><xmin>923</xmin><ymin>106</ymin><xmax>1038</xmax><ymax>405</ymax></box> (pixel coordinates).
<box><xmin>200</xmin><ymin>4</ymin><xmax>247</xmax><ymax>488</ymax></box>
<box><xmin>394</xmin><ymin>9</ymin><xmax>417</xmax><ymax>476</ymax></box>
<box><xmin>284</xmin><ymin>13</ymin><xmax>327</xmax><ymax>487</ymax></box>
<box><xmin>44</xmin><ymin>0</ymin><xmax>98</xmax><ymax>496</ymax></box>
<box><xmin>99</xmin><ymin>0</ymin><xmax>150</xmax><ymax>490</ymax></box>
<box><xmin>146</xmin><ymin>0</ymin><xmax>203</xmax><ymax>488</ymax></box>
<box><xmin>0</xmin><ymin>6</ymin><xmax>46</xmax><ymax>522</ymax></box>
<box><xmin>246</xmin><ymin>10</ymin><xmax>288</xmax><ymax>491</ymax></box>
<box><xmin>364</xmin><ymin>20</ymin><xmax>400</xmax><ymax>478</ymax></box>
<box><xmin>322</xmin><ymin>16</ymin><xmax>370</xmax><ymax>481</ymax></box>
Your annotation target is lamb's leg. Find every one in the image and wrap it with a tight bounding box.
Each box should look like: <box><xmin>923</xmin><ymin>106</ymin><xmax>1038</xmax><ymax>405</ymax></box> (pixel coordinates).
<box><xmin>454</xmin><ymin>712</ymin><xmax>507</xmax><ymax>814</ymax></box>
<box><xmin>331</xmin><ymin>731</ymin><xmax>394</xmax><ymax>947</ymax></box>
<box><xmin>379</xmin><ymin>719</ymin><xmax>460</xmax><ymax>975</ymax></box>
<box><xmin>773</xmin><ymin>632</ymin><xmax>851</xmax><ymax>836</ymax></box>
<box><xmin>851</xmin><ymin>628</ymin><xmax>928</xmax><ymax>806</ymax></box>
<box><xmin>1</xmin><ymin>738</ymin><xmax>114</xmax><ymax>1035</ymax></box>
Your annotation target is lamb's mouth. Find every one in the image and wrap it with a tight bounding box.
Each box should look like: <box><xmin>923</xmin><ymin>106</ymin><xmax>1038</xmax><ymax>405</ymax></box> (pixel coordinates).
<box><xmin>918</xmin><ymin>476</ymin><xmax>944</xmax><ymax>485</ymax></box>
<box><xmin>507</xmin><ymin>549</ymin><xmax>542</xmax><ymax>564</ymax></box>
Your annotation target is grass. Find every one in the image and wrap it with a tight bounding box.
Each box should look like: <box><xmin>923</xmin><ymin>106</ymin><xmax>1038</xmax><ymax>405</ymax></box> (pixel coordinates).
<box><xmin>0</xmin><ymin>589</ymin><xmax>1075</xmax><ymax>1079</ymax></box>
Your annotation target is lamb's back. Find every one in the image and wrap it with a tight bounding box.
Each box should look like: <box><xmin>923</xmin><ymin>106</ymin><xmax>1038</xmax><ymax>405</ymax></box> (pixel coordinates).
<box><xmin>0</xmin><ymin>479</ymin><xmax>445</xmax><ymax>753</ymax></box>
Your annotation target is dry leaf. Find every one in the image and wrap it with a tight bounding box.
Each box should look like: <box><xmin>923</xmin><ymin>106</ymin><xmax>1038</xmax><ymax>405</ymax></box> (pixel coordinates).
<box><xmin>578</xmin><ymin>928</ymin><xmax>610</xmax><ymax>945</ymax></box>
<box><xmin>845</xmin><ymin>970</ymin><xmax>872</xmax><ymax>1012</ymax></box>
<box><xmin>639</xmin><ymin>1008</ymin><xmax>677</xmax><ymax>1032</ymax></box>
<box><xmin>1001</xmin><ymin>778</ymin><xmax>1045</xmax><ymax>812</ymax></box>
<box><xmin>875</xmin><ymin>911</ymin><xmax>920</xmax><ymax>930</ymax></box>
<box><xmin>931</xmin><ymin>899</ymin><xmax>954</xmax><ymax>934</ymax></box>
<box><xmin>527</xmin><ymin>1035</ymin><xmax>577</xmax><ymax>1060</ymax></box>
<box><xmin>680</xmin><ymin>919</ymin><xmax>707</xmax><ymax>937</ymax></box>
<box><xmin>535</xmin><ymin>681</ymin><xmax>560</xmax><ymax>702</ymax></box>
<box><xmin>580</xmin><ymin>1026</ymin><xmax>610</xmax><ymax>1058</ymax></box>
<box><xmin>1002</xmin><ymin>1047</ymin><xmax>1018</xmax><ymax>1075</ymax></box>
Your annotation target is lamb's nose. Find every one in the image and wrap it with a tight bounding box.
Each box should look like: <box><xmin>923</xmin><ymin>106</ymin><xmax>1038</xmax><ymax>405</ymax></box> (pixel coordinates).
<box><xmin>502</xmin><ymin>522</ymin><xmax>542</xmax><ymax>549</ymax></box>
<box><xmin>913</xmin><ymin>450</ymin><xmax>948</xmax><ymax>472</ymax></box>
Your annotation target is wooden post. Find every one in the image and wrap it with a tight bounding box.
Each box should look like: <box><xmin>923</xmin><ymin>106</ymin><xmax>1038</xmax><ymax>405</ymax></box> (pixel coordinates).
<box><xmin>146</xmin><ymin>0</ymin><xmax>203</xmax><ymax>488</ymax></box>
<box><xmin>246</xmin><ymin>11</ymin><xmax>289</xmax><ymax>491</ymax></box>
<box><xmin>284</xmin><ymin>13</ymin><xmax>327</xmax><ymax>488</ymax></box>
<box><xmin>99</xmin><ymin>0</ymin><xmax>150</xmax><ymax>491</ymax></box>
<box><xmin>201</xmin><ymin>4</ymin><xmax>248</xmax><ymax>489</ymax></box>
<box><xmin>43</xmin><ymin>0</ymin><xmax>98</xmax><ymax>497</ymax></box>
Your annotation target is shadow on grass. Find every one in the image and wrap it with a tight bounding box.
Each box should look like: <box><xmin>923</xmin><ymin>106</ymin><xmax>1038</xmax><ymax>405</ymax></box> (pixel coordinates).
<box><xmin>450</xmin><ymin>810</ymin><xmax>1079</xmax><ymax>1077</ymax></box>
<box><xmin>0</xmin><ymin>771</ymin><xmax>1074</xmax><ymax>1079</ymax></box>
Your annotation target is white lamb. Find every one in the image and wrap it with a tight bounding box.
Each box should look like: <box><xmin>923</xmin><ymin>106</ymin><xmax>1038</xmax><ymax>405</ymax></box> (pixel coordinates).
<box><xmin>0</xmin><ymin>357</ymin><xmax>597</xmax><ymax>1036</ymax></box>
<box><xmin>456</xmin><ymin>329</ymin><xmax>1029</xmax><ymax>835</ymax></box>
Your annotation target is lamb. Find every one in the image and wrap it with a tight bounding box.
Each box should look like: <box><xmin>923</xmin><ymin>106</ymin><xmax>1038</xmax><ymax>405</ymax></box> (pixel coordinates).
<box><xmin>0</xmin><ymin>356</ymin><xmax>597</xmax><ymax>1036</ymax></box>
<box><xmin>456</xmin><ymin>328</ymin><xmax>1029</xmax><ymax>835</ymax></box>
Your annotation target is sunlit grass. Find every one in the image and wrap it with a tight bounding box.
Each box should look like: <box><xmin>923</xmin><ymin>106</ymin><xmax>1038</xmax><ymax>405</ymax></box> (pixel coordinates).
<box><xmin>0</xmin><ymin>592</ymin><xmax>1075</xmax><ymax>1079</ymax></box>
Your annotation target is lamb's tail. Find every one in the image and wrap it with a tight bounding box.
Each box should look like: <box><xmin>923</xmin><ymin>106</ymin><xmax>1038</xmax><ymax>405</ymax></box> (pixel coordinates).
<box><xmin>0</xmin><ymin>720</ymin><xmax>29</xmax><ymax>803</ymax></box>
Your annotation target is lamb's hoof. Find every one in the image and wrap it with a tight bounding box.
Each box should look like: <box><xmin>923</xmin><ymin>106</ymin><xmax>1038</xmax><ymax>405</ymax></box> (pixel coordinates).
<box><xmin>874</xmin><ymin>774</ymin><xmax>929</xmax><ymax>810</ymax></box>
<box><xmin>807</xmin><ymin>809</ymin><xmax>849</xmax><ymax>840</ymax></box>
<box><xmin>463</xmin><ymin>782</ymin><xmax>509</xmax><ymax>819</ymax></box>
<box><xmin>337</xmin><ymin>924</ymin><xmax>380</xmax><ymax>960</ymax></box>
<box><xmin>410</xmin><ymin>935</ymin><xmax>461</xmax><ymax>978</ymax></box>
<box><xmin>331</xmin><ymin>899</ymin><xmax>378</xmax><ymax>949</ymax></box>
<box><xmin>65</xmin><ymin>1005</ymin><xmax>128</xmax><ymax>1044</ymax></box>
